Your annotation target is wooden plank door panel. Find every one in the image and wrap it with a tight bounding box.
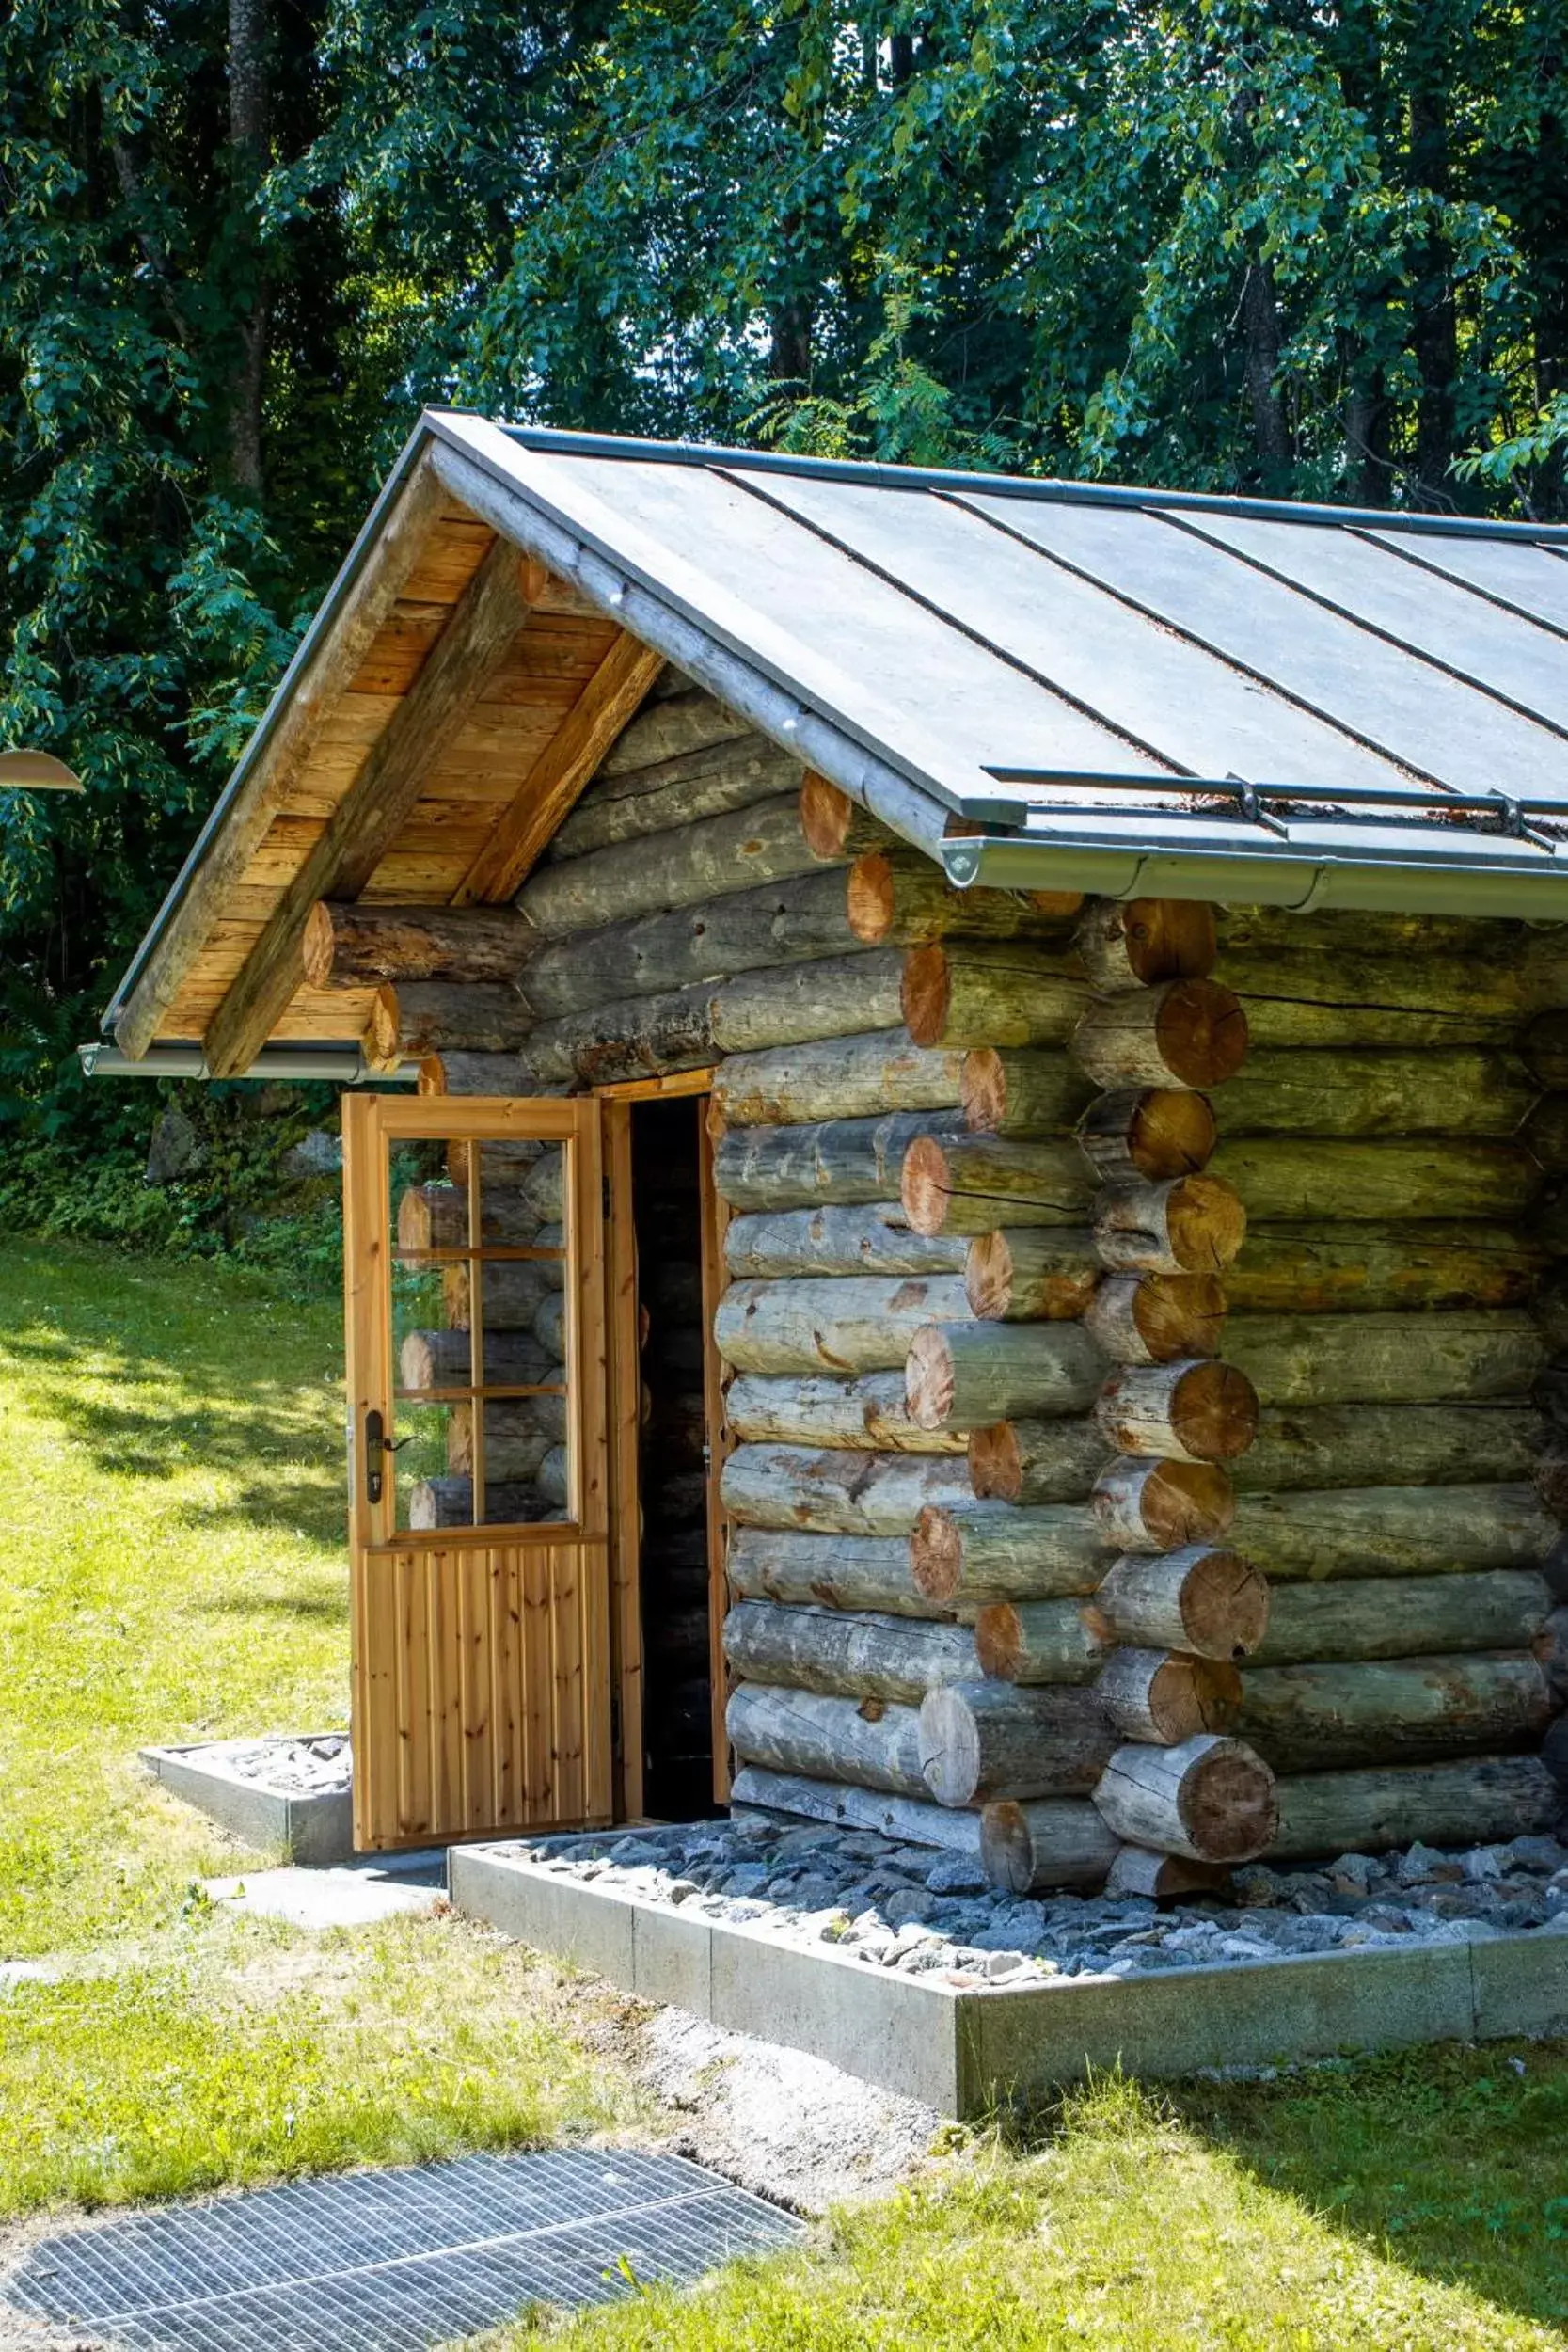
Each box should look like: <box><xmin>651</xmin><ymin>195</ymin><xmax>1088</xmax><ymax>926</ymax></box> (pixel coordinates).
<box><xmin>342</xmin><ymin>1094</ymin><xmax>612</xmax><ymax>1851</ymax></box>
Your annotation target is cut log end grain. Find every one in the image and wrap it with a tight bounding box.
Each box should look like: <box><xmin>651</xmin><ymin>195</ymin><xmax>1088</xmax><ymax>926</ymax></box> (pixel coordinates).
<box><xmin>1085</xmin><ymin>1272</ymin><xmax>1227</xmax><ymax>1365</ymax></box>
<box><xmin>978</xmin><ymin>1799</ymin><xmax>1122</xmax><ymax>1894</ymax></box>
<box><xmin>1075</xmin><ymin>897</ymin><xmax>1219</xmax><ymax>992</ymax></box>
<box><xmin>964</xmin><ymin>1228</ymin><xmax>1101</xmax><ymax>1322</ymax></box>
<box><xmin>1093</xmin><ymin>1734</ymin><xmax>1279</xmax><ymax>1864</ymax></box>
<box><xmin>1074</xmin><ymin>978</ymin><xmax>1249</xmax><ymax>1090</ymax></box>
<box><xmin>899</xmin><ymin>1132</ymin><xmax>1091</xmax><ymax>1238</ymax></box>
<box><xmin>1096</xmin><ymin>1545</ymin><xmax>1271</xmax><ymax>1661</ymax></box>
<box><xmin>1089</xmin><ymin>1456</ymin><xmax>1237</xmax><ymax>1550</ymax></box>
<box><xmin>1075</xmin><ymin>1087</ymin><xmax>1218</xmax><ymax>1182</ymax></box>
<box><xmin>1097</xmin><ymin>1359</ymin><xmax>1261</xmax><ymax>1463</ymax></box>
<box><xmin>1102</xmin><ymin>1847</ymin><xmax>1234</xmax><ymax>1903</ymax></box>
<box><xmin>910</xmin><ymin>1505</ymin><xmax>970</xmax><ymax>1604</ymax></box>
<box><xmin>1095</xmin><ymin>1172</ymin><xmax>1248</xmax><ymax>1277</ymax></box>
<box><xmin>799</xmin><ymin>771</ymin><xmax>887</xmax><ymax>860</ymax></box>
<box><xmin>1096</xmin><ymin>1648</ymin><xmax>1243</xmax><ymax>1743</ymax></box>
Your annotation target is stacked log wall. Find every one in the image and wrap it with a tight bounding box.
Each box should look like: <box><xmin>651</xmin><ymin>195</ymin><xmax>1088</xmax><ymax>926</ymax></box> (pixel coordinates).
<box><xmin>331</xmin><ymin>666</ymin><xmax>1566</xmax><ymax>1867</ymax></box>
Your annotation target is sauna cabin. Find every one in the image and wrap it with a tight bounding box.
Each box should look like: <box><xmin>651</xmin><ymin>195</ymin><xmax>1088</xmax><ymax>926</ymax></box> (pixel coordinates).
<box><xmin>97</xmin><ymin>411</ymin><xmax>1568</xmax><ymax>1896</ymax></box>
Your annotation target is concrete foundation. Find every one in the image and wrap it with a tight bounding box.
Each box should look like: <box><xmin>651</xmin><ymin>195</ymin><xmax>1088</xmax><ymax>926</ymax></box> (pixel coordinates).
<box><xmin>140</xmin><ymin>1739</ymin><xmax>354</xmax><ymax>1866</ymax></box>
<box><xmin>451</xmin><ymin>1843</ymin><xmax>1568</xmax><ymax>2117</ymax></box>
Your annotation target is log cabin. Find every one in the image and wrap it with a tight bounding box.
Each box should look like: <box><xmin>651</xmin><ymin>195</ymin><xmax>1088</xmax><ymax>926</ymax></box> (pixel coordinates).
<box><xmin>93</xmin><ymin>410</ymin><xmax>1568</xmax><ymax>1891</ymax></box>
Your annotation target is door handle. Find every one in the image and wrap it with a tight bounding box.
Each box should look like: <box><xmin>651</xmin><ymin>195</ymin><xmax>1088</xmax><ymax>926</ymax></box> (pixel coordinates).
<box><xmin>364</xmin><ymin>1408</ymin><xmax>409</xmax><ymax>1504</ymax></box>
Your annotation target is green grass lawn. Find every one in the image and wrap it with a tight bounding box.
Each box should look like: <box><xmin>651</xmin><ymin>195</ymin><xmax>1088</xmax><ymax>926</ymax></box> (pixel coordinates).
<box><xmin>3</xmin><ymin>1232</ymin><xmax>1568</xmax><ymax>2347</ymax></box>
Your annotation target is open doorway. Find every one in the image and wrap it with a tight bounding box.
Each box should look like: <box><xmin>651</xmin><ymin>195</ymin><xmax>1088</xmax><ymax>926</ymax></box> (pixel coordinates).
<box><xmin>624</xmin><ymin>1090</ymin><xmax>726</xmax><ymax>1823</ymax></box>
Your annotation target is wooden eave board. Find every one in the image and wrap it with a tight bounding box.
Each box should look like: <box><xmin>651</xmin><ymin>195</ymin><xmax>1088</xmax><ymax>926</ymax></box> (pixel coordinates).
<box><xmin>149</xmin><ymin>499</ymin><xmax>634</xmax><ymax>1049</ymax></box>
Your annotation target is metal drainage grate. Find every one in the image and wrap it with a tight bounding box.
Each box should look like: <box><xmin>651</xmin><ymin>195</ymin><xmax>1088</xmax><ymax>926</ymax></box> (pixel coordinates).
<box><xmin>7</xmin><ymin>2148</ymin><xmax>802</xmax><ymax>2352</ymax></box>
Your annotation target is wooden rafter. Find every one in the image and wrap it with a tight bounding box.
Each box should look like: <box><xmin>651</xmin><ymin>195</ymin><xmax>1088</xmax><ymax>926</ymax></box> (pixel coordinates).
<box><xmin>202</xmin><ymin>539</ymin><xmax>545</xmax><ymax>1078</ymax></box>
<box><xmin>451</xmin><ymin>631</ymin><xmax>666</xmax><ymax>906</ymax></box>
<box><xmin>113</xmin><ymin>452</ymin><xmax>451</xmax><ymax>1061</ymax></box>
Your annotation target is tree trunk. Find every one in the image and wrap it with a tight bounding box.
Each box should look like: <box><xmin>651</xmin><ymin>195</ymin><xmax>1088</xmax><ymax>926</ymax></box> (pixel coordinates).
<box><xmin>726</xmin><ymin>1371</ymin><xmax>967</xmax><ymax>1453</ymax></box>
<box><xmin>1096</xmin><ymin>1360</ymin><xmax>1259</xmax><ymax>1462</ymax></box>
<box><xmin>1089</xmin><ymin>1456</ymin><xmax>1236</xmax><ymax>1550</ymax></box>
<box><xmin>368</xmin><ymin>980</ymin><xmax>531</xmax><ymax>1066</ymax></box>
<box><xmin>396</xmin><ymin>1182</ymin><xmax>542</xmax><ymax>1252</ymax></box>
<box><xmin>1267</xmin><ymin>1756</ymin><xmax>1561</xmax><ymax>1862</ymax></box>
<box><xmin>517</xmin><ymin>865</ymin><xmax>862</xmax><ymax>1018</ymax></box>
<box><xmin>919</xmin><ymin>1680</ymin><xmax>1116</xmax><ymax>1804</ymax></box>
<box><xmin>712</xmin><ymin>951</ymin><xmax>908</xmax><ymax>1052</ymax></box>
<box><xmin>727</xmin><ymin>1525</ymin><xmax>954</xmax><ymax>1617</ymax></box>
<box><xmin>518</xmin><ymin>792</ymin><xmax>822</xmax><ymax>937</ymax></box>
<box><xmin>722</xmin><ymin>1600</ymin><xmax>979</xmax><ymax>1705</ymax></box>
<box><xmin>712</xmin><ymin>1030</ymin><xmax>963</xmax><ymax>1130</ymax></box>
<box><xmin>1210</xmin><ymin>1139</ymin><xmax>1542</xmax><ymax>1225</ymax></box>
<box><xmin>725</xmin><ymin>1203</ymin><xmax>967</xmax><ymax>1281</ymax></box>
<box><xmin>974</xmin><ymin>1598</ymin><xmax>1111</xmax><ymax>1685</ymax></box>
<box><xmin>963</xmin><ymin>1228</ymin><xmax>1101</xmax><ymax>1322</ymax></box>
<box><xmin>305</xmin><ymin>901</ymin><xmax>534</xmax><ymax>987</ymax></box>
<box><xmin>1084</xmin><ymin>1274</ymin><xmax>1226</xmax><ymax>1365</ymax></box>
<box><xmin>1238</xmin><ymin>1654</ymin><xmax>1552</xmax><ymax>1771</ymax></box>
<box><xmin>1252</xmin><ymin>1571</ymin><xmax>1552</xmax><ymax>1666</ymax></box>
<box><xmin>1242</xmin><ymin>257</ymin><xmax>1291</xmax><ymax>476</ymax></box>
<box><xmin>1091</xmin><ymin>1735</ymin><xmax>1278</xmax><ymax>1862</ymax></box>
<box><xmin>978</xmin><ymin>1800</ymin><xmax>1121</xmax><ymax>1893</ymax></box>
<box><xmin>910</xmin><ymin>1502</ymin><xmax>1105</xmax><ymax>1605</ymax></box>
<box><xmin>715</xmin><ymin>1274</ymin><xmax>971</xmax><ymax>1376</ymax></box>
<box><xmin>1074</xmin><ymin>898</ymin><xmax>1217</xmax><ymax>992</ymax></box>
<box><xmin>962</xmin><ymin>1417</ymin><xmax>1112</xmax><ymax>1507</ymax></box>
<box><xmin>1230</xmin><ymin>1482</ymin><xmax>1556</xmax><ymax>1580</ymax></box>
<box><xmin>400</xmin><ymin>1327</ymin><xmax>552</xmax><ymax>1391</ymax></box>
<box><xmin>1223</xmin><ymin>1223</ymin><xmax>1545</xmax><ymax>1314</ymax></box>
<box><xmin>1073</xmin><ymin>980</ymin><xmax>1248</xmax><ymax>1089</ymax></box>
<box><xmin>714</xmin><ymin>1111</ymin><xmax>963</xmax><ymax>1214</ymax></box>
<box><xmin>1094</xmin><ymin>1173</ymin><xmax>1248</xmax><ymax>1276</ymax></box>
<box><xmin>1222</xmin><ymin>1311</ymin><xmax>1544</xmax><ymax>1408</ymax></box>
<box><xmin>1095</xmin><ymin>1545</ymin><xmax>1270</xmax><ymax>1661</ymax></box>
<box><xmin>900</xmin><ymin>1134</ymin><xmax>1095</xmax><ymax>1236</ymax></box>
<box><xmin>226</xmin><ymin>0</ymin><xmax>270</xmax><ymax>495</ymax></box>
<box><xmin>548</xmin><ymin>733</ymin><xmax>800</xmax><ymax>860</ymax></box>
<box><xmin>906</xmin><ymin>1322</ymin><xmax>1105</xmax><ymax>1432</ymax></box>
<box><xmin>1096</xmin><ymin>1648</ymin><xmax>1243</xmax><ymax>1743</ymax></box>
<box><xmin>726</xmin><ymin>1685</ymin><xmax>928</xmax><ymax>1796</ymax></box>
<box><xmin>729</xmin><ymin>1764</ymin><xmax>988</xmax><ymax>1856</ymax></box>
<box><xmin>1074</xmin><ymin>1087</ymin><xmax>1218</xmax><ymax>1181</ymax></box>
<box><xmin>720</xmin><ymin>1443</ymin><xmax>974</xmax><ymax>1534</ymax></box>
<box><xmin>1102</xmin><ymin>1846</ymin><xmax>1235</xmax><ymax>1902</ymax></box>
<box><xmin>1211</xmin><ymin>1049</ymin><xmax>1535</xmax><ymax>1138</ymax></box>
<box><xmin>901</xmin><ymin>941</ymin><xmax>1090</xmax><ymax>1049</ymax></box>
<box><xmin>958</xmin><ymin>1051</ymin><xmax>1094</xmax><ymax>1139</ymax></box>
<box><xmin>848</xmin><ymin>850</ymin><xmax>1081</xmax><ymax>946</ymax></box>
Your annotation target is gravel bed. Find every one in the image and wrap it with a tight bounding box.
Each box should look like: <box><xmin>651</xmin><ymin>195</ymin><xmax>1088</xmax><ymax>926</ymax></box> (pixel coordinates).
<box><xmin>510</xmin><ymin>1816</ymin><xmax>1568</xmax><ymax>1986</ymax></box>
<box><xmin>189</xmin><ymin>1734</ymin><xmax>351</xmax><ymax>1798</ymax></box>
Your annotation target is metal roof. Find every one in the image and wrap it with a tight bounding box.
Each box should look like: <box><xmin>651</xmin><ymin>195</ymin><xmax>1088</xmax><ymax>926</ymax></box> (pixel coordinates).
<box><xmin>103</xmin><ymin>414</ymin><xmax>1568</xmax><ymax>1042</ymax></box>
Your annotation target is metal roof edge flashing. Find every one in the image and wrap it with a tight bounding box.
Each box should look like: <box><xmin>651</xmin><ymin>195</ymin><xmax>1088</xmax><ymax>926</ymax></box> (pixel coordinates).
<box><xmin>79</xmin><ymin>1042</ymin><xmax>417</xmax><ymax>1084</ymax></box>
<box><xmin>485</xmin><ymin>418</ymin><xmax>1568</xmax><ymax>547</ymax></box>
<box><xmin>942</xmin><ymin>836</ymin><xmax>1568</xmax><ymax>922</ymax></box>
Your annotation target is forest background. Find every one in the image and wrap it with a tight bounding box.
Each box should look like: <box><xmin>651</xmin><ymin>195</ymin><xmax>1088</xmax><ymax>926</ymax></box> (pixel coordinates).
<box><xmin>5</xmin><ymin>0</ymin><xmax>1568</xmax><ymax>1277</ymax></box>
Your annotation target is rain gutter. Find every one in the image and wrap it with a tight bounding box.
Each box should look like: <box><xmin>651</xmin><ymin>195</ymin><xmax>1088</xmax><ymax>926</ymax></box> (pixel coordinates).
<box><xmin>78</xmin><ymin>1043</ymin><xmax>416</xmax><ymax>1084</ymax></box>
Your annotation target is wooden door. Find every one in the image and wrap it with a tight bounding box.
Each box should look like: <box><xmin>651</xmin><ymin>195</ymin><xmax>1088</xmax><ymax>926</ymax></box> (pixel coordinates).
<box><xmin>341</xmin><ymin>1094</ymin><xmax>611</xmax><ymax>1851</ymax></box>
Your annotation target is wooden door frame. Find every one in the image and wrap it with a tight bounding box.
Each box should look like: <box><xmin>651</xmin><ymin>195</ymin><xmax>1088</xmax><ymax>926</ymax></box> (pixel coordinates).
<box><xmin>341</xmin><ymin>1091</ymin><xmax>613</xmax><ymax>1849</ymax></box>
<box><xmin>594</xmin><ymin>1068</ymin><xmax>733</xmax><ymax>1819</ymax></box>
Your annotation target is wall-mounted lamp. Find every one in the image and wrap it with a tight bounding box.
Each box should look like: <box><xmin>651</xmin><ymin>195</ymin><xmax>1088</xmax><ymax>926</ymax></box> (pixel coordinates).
<box><xmin>0</xmin><ymin>750</ymin><xmax>84</xmax><ymax>791</ymax></box>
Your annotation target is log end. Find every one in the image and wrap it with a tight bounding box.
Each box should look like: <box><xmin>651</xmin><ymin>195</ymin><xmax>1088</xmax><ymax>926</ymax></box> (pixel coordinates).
<box><xmin>974</xmin><ymin>1603</ymin><xmax>1025</xmax><ymax>1680</ymax></box>
<box><xmin>1156</xmin><ymin>979</ymin><xmax>1249</xmax><ymax>1089</ymax></box>
<box><xmin>1137</xmin><ymin>1459</ymin><xmax>1237</xmax><ymax>1549</ymax></box>
<box><xmin>1181</xmin><ymin>1738</ymin><xmax>1278</xmax><ymax>1862</ymax></box>
<box><xmin>847</xmin><ymin>850</ymin><xmax>895</xmax><ymax>944</ymax></box>
<box><xmin>1124</xmin><ymin>898</ymin><xmax>1219</xmax><ymax>987</ymax></box>
<box><xmin>800</xmin><ymin>771</ymin><xmax>858</xmax><ymax>859</ymax></box>
<box><xmin>978</xmin><ymin>1800</ymin><xmax>1036</xmax><ymax>1893</ymax></box>
<box><xmin>900</xmin><ymin>942</ymin><xmax>950</xmax><ymax>1049</ymax></box>
<box><xmin>1172</xmin><ymin>1361</ymin><xmax>1261</xmax><ymax>1464</ymax></box>
<box><xmin>1182</xmin><ymin>1549</ymin><xmax>1270</xmax><ymax>1661</ymax></box>
<box><xmin>301</xmin><ymin>899</ymin><xmax>336</xmax><ymax>989</ymax></box>
<box><xmin>1127</xmin><ymin>1088</ymin><xmax>1218</xmax><ymax>1179</ymax></box>
<box><xmin>916</xmin><ymin>1683</ymin><xmax>981</xmax><ymax>1807</ymax></box>
<box><xmin>1132</xmin><ymin>1272</ymin><xmax>1227</xmax><ymax>1363</ymax></box>
<box><xmin>901</xmin><ymin>1135</ymin><xmax>955</xmax><ymax>1236</ymax></box>
<box><xmin>364</xmin><ymin>983</ymin><xmax>404</xmax><ymax>1074</ymax></box>
<box><xmin>960</xmin><ymin>1048</ymin><xmax>1007</xmax><ymax>1136</ymax></box>
<box><xmin>968</xmin><ymin>1420</ymin><xmax>1022</xmax><ymax>1502</ymax></box>
<box><xmin>1153</xmin><ymin>1654</ymin><xmax>1244</xmax><ymax>1740</ymax></box>
<box><xmin>911</xmin><ymin>1504</ymin><xmax>962</xmax><ymax>1601</ymax></box>
<box><xmin>1103</xmin><ymin>1846</ymin><xmax>1232</xmax><ymax>1903</ymax></box>
<box><xmin>1166</xmin><ymin>1174</ymin><xmax>1248</xmax><ymax>1275</ymax></box>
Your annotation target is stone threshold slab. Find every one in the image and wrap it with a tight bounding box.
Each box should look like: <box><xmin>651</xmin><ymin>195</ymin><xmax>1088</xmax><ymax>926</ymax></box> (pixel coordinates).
<box><xmin>140</xmin><ymin>1739</ymin><xmax>354</xmax><ymax>1867</ymax></box>
<box><xmin>450</xmin><ymin>1843</ymin><xmax>1568</xmax><ymax>2118</ymax></box>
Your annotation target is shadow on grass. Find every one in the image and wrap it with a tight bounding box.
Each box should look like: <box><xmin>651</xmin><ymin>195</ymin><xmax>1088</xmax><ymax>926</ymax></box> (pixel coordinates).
<box><xmin>192</xmin><ymin>1591</ymin><xmax>346</xmax><ymax>1624</ymax></box>
<box><xmin>1011</xmin><ymin>2040</ymin><xmax>1568</xmax><ymax>2332</ymax></box>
